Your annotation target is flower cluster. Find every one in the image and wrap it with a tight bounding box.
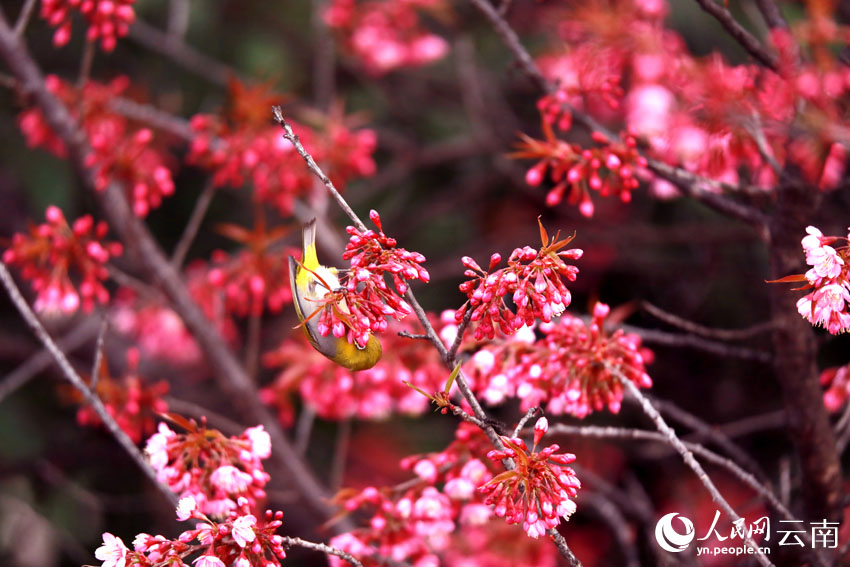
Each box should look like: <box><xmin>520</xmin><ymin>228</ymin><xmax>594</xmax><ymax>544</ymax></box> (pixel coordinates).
<box><xmin>110</xmin><ymin>288</ymin><xmax>204</xmax><ymax>367</ymax></box>
<box><xmin>480</xmin><ymin>418</ymin><xmax>580</xmax><ymax>538</ymax></box>
<box><xmin>18</xmin><ymin>76</ymin><xmax>176</xmax><ymax>217</ymax></box>
<box><xmin>144</xmin><ymin>419</ymin><xmax>272</xmax><ymax>517</ymax></box>
<box><xmin>521</xmin><ymin>0</ymin><xmax>850</xmax><ymax>202</ymax></box>
<box><xmin>3</xmin><ymin>206</ymin><xmax>122</xmax><ymax>315</ymax></box>
<box><xmin>324</xmin><ymin>0</ymin><xmax>450</xmax><ymax>75</ymax></box>
<box><xmin>95</xmin><ymin>497</ymin><xmax>287</xmax><ymax>567</ymax></box>
<box><xmin>328</xmin><ymin>420</ymin><xmax>571</xmax><ymax>566</ymax></box>
<box><xmin>41</xmin><ymin>0</ymin><xmax>136</xmax><ymax>51</ymax></box>
<box><xmin>308</xmin><ymin>210</ymin><xmax>429</xmax><ymax>348</ymax></box>
<box><xmin>456</xmin><ymin>220</ymin><xmax>582</xmax><ymax>340</ymax></box>
<box><xmin>62</xmin><ymin>348</ymin><xmax>168</xmax><ymax>444</ymax></box>
<box><xmin>456</xmin><ymin>303</ymin><xmax>653</xmax><ymax>417</ymax></box>
<box><xmin>261</xmin><ymin>317</ymin><xmax>445</xmax><ymax>422</ymax></box>
<box><xmin>187</xmin><ymin>81</ymin><xmax>376</xmax><ymax>216</ymax></box>
<box><xmin>794</xmin><ymin>226</ymin><xmax>850</xmax><ymax>334</ymax></box>
<box><xmin>821</xmin><ymin>362</ymin><xmax>850</xmax><ymax>412</ymax></box>
<box><xmin>514</xmin><ymin>124</ymin><xmax>645</xmax><ymax>217</ymax></box>
<box><xmin>205</xmin><ymin>219</ymin><xmax>298</xmax><ymax>317</ymax></box>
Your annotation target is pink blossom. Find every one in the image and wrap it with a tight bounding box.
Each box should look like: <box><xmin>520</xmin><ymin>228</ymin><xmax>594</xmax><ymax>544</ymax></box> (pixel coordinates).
<box><xmin>193</xmin><ymin>555</ymin><xmax>225</xmax><ymax>567</ymax></box>
<box><xmin>95</xmin><ymin>533</ymin><xmax>129</xmax><ymax>567</ymax></box>
<box><xmin>244</xmin><ymin>425</ymin><xmax>272</xmax><ymax>459</ymax></box>
<box><xmin>211</xmin><ymin>465</ymin><xmax>253</xmax><ymax>493</ymax></box>
<box><xmin>230</xmin><ymin>514</ymin><xmax>257</xmax><ymax>547</ymax></box>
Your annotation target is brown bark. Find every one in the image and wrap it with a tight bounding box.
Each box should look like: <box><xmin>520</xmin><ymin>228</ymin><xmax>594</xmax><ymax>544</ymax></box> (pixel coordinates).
<box><xmin>768</xmin><ymin>179</ymin><xmax>842</xmax><ymax>522</ymax></box>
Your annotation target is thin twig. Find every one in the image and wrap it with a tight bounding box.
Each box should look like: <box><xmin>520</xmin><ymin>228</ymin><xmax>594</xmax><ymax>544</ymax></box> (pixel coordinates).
<box><xmin>649</xmin><ymin>396</ymin><xmax>768</xmax><ymax>481</ymax></box>
<box><xmin>398</xmin><ymin>330</ymin><xmax>429</xmax><ymax>340</ymax></box>
<box><xmin>448</xmin><ymin>306</ymin><xmax>473</xmax><ymax>363</ymax></box>
<box><xmin>89</xmin><ymin>318</ymin><xmax>109</xmax><ymax>389</ymax></box>
<box><xmin>605</xmin><ymin>364</ymin><xmax>774</xmax><ymax>567</ymax></box>
<box><xmin>77</xmin><ymin>40</ymin><xmax>95</xmax><ymax>89</ymax></box>
<box><xmin>171</xmin><ymin>180</ymin><xmax>218</xmax><ymax>269</ymax></box>
<box><xmin>641</xmin><ymin>301</ymin><xmax>776</xmax><ymax>341</ymax></box>
<box><xmin>128</xmin><ymin>19</ymin><xmax>234</xmax><ymax>86</ymax></box>
<box><xmin>330</xmin><ymin>419</ymin><xmax>352</xmax><ymax>492</ymax></box>
<box><xmin>691</xmin><ymin>0</ymin><xmax>779</xmax><ymax>70</ymax></box>
<box><xmin>619</xmin><ymin>323</ymin><xmax>772</xmax><ymax>363</ymax></box>
<box><xmin>579</xmin><ymin>492</ymin><xmax>640</xmax><ymax>567</ymax></box>
<box><xmin>512</xmin><ymin>406</ymin><xmax>539</xmax><ymax>438</ymax></box>
<box><xmin>835</xmin><ymin>401</ymin><xmax>850</xmax><ymax>453</ymax></box>
<box><xmin>13</xmin><ymin>0</ymin><xmax>37</xmax><ymax>38</ymax></box>
<box><xmin>282</xmin><ymin>536</ymin><xmax>363</xmax><ymax>567</ymax></box>
<box><xmin>295</xmin><ymin>405</ymin><xmax>317</xmax><ymax>456</ymax></box>
<box><xmin>273</xmin><ymin>107</ymin><xmax>367</xmax><ymax>232</ymax></box>
<box><xmin>244</xmin><ymin>310</ymin><xmax>262</xmax><ymax>380</ymax></box>
<box><xmin>0</xmin><ymin>262</ymin><xmax>177</xmax><ymax>506</ymax></box>
<box><xmin>0</xmin><ymin>318</ymin><xmax>100</xmax><ymax>404</ymax></box>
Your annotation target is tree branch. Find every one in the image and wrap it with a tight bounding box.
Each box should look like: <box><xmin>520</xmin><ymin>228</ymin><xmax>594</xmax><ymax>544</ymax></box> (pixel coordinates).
<box><xmin>691</xmin><ymin>0</ymin><xmax>779</xmax><ymax>70</ymax></box>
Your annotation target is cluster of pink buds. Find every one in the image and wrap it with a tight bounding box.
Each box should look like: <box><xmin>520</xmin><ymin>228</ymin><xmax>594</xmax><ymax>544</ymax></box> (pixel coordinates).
<box><xmin>514</xmin><ymin>122</ymin><xmax>645</xmax><ymax>217</ymax></box>
<box><xmin>261</xmin><ymin>317</ymin><xmax>445</xmax><ymax>421</ymax></box>
<box><xmin>95</xmin><ymin>496</ymin><xmax>286</xmax><ymax>567</ymax></box>
<box><xmin>324</xmin><ymin>0</ymin><xmax>449</xmax><ymax>75</ymax></box>
<box><xmin>41</xmin><ymin>0</ymin><xmax>136</xmax><ymax>51</ymax></box>
<box><xmin>309</xmin><ymin>210</ymin><xmax>429</xmax><ymax>348</ymax></box>
<box><xmin>144</xmin><ymin>418</ymin><xmax>272</xmax><ymax>517</ymax></box>
<box><xmin>456</xmin><ymin>220</ymin><xmax>581</xmax><ymax>340</ymax></box>
<box><xmin>479</xmin><ymin>417</ymin><xmax>580</xmax><ymax>538</ymax></box>
<box><xmin>3</xmin><ymin>206</ymin><xmax>122</xmax><ymax>315</ymax></box>
<box><xmin>775</xmin><ymin>226</ymin><xmax>850</xmax><ymax>334</ymax></box>
<box><xmin>328</xmin><ymin>422</ymin><xmax>562</xmax><ymax>566</ymax></box>
<box><xmin>64</xmin><ymin>348</ymin><xmax>168</xmax><ymax>444</ymax></box>
<box><xmin>821</xmin><ymin>362</ymin><xmax>850</xmax><ymax>412</ymax></box>
<box><xmin>87</xmin><ymin>127</ymin><xmax>175</xmax><ymax>217</ymax></box>
<box><xmin>18</xmin><ymin>76</ymin><xmax>176</xmax><ymax>218</ymax></box>
<box><xmin>459</xmin><ymin>302</ymin><xmax>653</xmax><ymax>417</ymax></box>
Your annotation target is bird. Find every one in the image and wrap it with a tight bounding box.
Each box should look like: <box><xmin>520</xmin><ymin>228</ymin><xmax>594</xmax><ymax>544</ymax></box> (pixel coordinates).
<box><xmin>289</xmin><ymin>219</ymin><xmax>382</xmax><ymax>371</ymax></box>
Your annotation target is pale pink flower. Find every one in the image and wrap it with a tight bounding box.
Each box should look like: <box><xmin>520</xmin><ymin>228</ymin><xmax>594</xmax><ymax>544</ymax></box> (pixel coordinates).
<box><xmin>193</xmin><ymin>555</ymin><xmax>225</xmax><ymax>567</ymax></box>
<box><xmin>802</xmin><ymin>226</ymin><xmax>825</xmax><ymax>252</ymax></box>
<box><xmin>210</xmin><ymin>465</ymin><xmax>252</xmax><ymax>493</ymax></box>
<box><xmin>144</xmin><ymin>423</ymin><xmax>174</xmax><ymax>470</ymax></box>
<box><xmin>230</xmin><ymin>514</ymin><xmax>257</xmax><ymax>548</ymax></box>
<box><xmin>244</xmin><ymin>425</ymin><xmax>271</xmax><ymax>459</ymax></box>
<box><xmin>806</xmin><ymin>245</ymin><xmax>844</xmax><ymax>281</ymax></box>
<box><xmin>94</xmin><ymin>533</ymin><xmax>128</xmax><ymax>567</ymax></box>
<box><xmin>176</xmin><ymin>496</ymin><xmax>196</xmax><ymax>521</ymax></box>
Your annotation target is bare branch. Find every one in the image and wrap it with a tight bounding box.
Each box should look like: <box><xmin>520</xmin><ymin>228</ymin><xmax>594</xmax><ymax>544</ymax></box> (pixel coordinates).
<box><xmin>171</xmin><ymin>180</ymin><xmax>218</xmax><ymax>269</ymax></box>
<box><xmin>0</xmin><ymin>262</ymin><xmax>177</xmax><ymax>506</ymax></box>
<box><xmin>619</xmin><ymin>323</ymin><xmax>772</xmax><ymax>363</ymax></box>
<box><xmin>606</xmin><ymin>364</ymin><xmax>774</xmax><ymax>567</ymax></box>
<box><xmin>282</xmin><ymin>536</ymin><xmax>363</xmax><ymax>567</ymax></box>
<box><xmin>512</xmin><ymin>406</ymin><xmax>539</xmax><ymax>438</ymax></box>
<box><xmin>13</xmin><ymin>0</ymin><xmax>37</xmax><ymax>38</ymax></box>
<box><xmin>641</xmin><ymin>301</ymin><xmax>776</xmax><ymax>341</ymax></box>
<box><xmin>691</xmin><ymin>0</ymin><xmax>779</xmax><ymax>70</ymax></box>
<box><xmin>89</xmin><ymin>318</ymin><xmax>108</xmax><ymax>389</ymax></box>
<box><xmin>128</xmin><ymin>19</ymin><xmax>234</xmax><ymax>86</ymax></box>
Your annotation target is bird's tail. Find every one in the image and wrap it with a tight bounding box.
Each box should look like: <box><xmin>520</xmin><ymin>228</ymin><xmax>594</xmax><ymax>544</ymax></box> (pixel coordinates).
<box><xmin>301</xmin><ymin>218</ymin><xmax>319</xmax><ymax>271</ymax></box>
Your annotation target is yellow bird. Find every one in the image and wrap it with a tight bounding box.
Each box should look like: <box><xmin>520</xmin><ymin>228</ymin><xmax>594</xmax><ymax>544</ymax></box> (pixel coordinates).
<box><xmin>289</xmin><ymin>219</ymin><xmax>382</xmax><ymax>371</ymax></box>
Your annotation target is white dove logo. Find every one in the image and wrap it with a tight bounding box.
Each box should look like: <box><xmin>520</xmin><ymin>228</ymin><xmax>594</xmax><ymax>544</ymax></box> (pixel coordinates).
<box><xmin>655</xmin><ymin>512</ymin><xmax>695</xmax><ymax>553</ymax></box>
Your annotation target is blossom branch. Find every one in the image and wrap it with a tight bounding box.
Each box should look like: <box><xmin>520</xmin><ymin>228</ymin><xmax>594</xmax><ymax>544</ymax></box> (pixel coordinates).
<box><xmin>604</xmin><ymin>363</ymin><xmax>775</xmax><ymax>567</ymax></box>
<box><xmin>0</xmin><ymin>12</ymin><xmax>348</xmax><ymax>528</ymax></box>
<box><xmin>641</xmin><ymin>301</ymin><xmax>776</xmax><ymax>341</ymax></box>
<box><xmin>465</xmin><ymin>0</ymin><xmax>769</xmax><ymax>228</ymax></box>
<box><xmin>691</xmin><ymin>0</ymin><xmax>779</xmax><ymax>70</ymax></box>
<box><xmin>273</xmin><ymin>106</ymin><xmax>583</xmax><ymax>567</ymax></box>
<box><xmin>0</xmin><ymin>261</ymin><xmax>178</xmax><ymax>506</ymax></box>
